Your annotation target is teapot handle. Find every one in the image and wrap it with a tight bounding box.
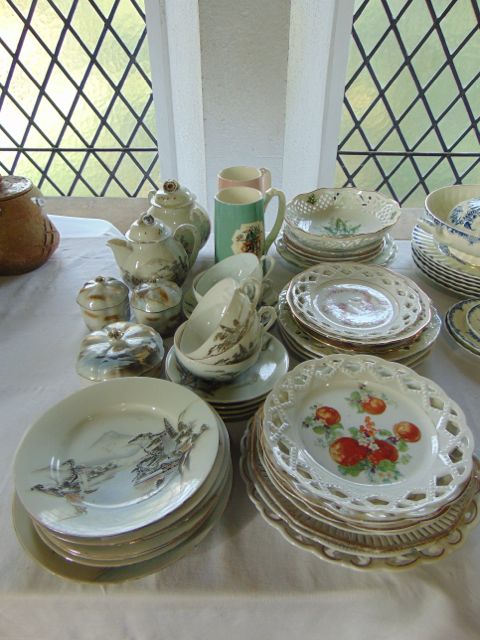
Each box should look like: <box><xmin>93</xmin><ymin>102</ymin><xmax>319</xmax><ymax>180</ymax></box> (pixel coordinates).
<box><xmin>147</xmin><ymin>188</ymin><xmax>156</xmax><ymax>204</ymax></box>
<box><xmin>174</xmin><ymin>223</ymin><xmax>201</xmax><ymax>268</ymax></box>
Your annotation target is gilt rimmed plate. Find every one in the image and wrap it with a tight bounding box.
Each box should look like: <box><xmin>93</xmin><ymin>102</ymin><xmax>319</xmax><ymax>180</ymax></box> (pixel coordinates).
<box><xmin>262</xmin><ymin>355</ymin><xmax>474</xmax><ymax>516</ymax></box>
<box><xmin>278</xmin><ymin>288</ymin><xmax>440</xmax><ymax>362</ymax></box>
<box><xmin>14</xmin><ymin>378</ymin><xmax>220</xmax><ymax>538</ymax></box>
<box><xmin>165</xmin><ymin>335</ymin><xmax>289</xmax><ymax>406</ymax></box>
<box><xmin>286</xmin><ymin>263</ymin><xmax>431</xmax><ymax>346</ymax></box>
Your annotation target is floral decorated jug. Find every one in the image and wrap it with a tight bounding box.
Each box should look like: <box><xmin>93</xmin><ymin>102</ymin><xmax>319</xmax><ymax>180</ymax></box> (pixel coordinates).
<box><xmin>0</xmin><ymin>174</ymin><xmax>59</xmax><ymax>275</ymax></box>
<box><xmin>147</xmin><ymin>179</ymin><xmax>210</xmax><ymax>249</ymax></box>
<box><xmin>107</xmin><ymin>212</ymin><xmax>200</xmax><ymax>287</ymax></box>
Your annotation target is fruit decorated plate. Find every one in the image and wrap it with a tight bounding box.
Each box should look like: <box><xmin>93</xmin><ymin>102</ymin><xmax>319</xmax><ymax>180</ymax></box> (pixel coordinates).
<box><xmin>286</xmin><ymin>263</ymin><xmax>431</xmax><ymax>346</ymax></box>
<box><xmin>262</xmin><ymin>355</ymin><xmax>474</xmax><ymax>517</ymax></box>
<box><xmin>14</xmin><ymin>378</ymin><xmax>220</xmax><ymax>538</ymax></box>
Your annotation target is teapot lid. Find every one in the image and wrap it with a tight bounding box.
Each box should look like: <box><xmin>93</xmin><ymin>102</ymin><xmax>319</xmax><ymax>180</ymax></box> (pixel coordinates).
<box><xmin>0</xmin><ymin>175</ymin><xmax>32</xmax><ymax>201</ymax></box>
<box><xmin>150</xmin><ymin>179</ymin><xmax>195</xmax><ymax>209</ymax></box>
<box><xmin>76</xmin><ymin>276</ymin><xmax>129</xmax><ymax>310</ymax></box>
<box><xmin>126</xmin><ymin>213</ymin><xmax>172</xmax><ymax>243</ymax></box>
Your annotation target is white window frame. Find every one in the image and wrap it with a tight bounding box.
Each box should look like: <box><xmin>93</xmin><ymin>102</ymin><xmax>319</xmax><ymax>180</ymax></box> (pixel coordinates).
<box><xmin>145</xmin><ymin>0</ymin><xmax>354</xmax><ymax>205</ymax></box>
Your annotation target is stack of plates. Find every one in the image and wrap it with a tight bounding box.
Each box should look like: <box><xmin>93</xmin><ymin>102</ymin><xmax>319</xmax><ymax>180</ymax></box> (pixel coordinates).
<box><xmin>165</xmin><ymin>335</ymin><xmax>289</xmax><ymax>422</ymax></box>
<box><xmin>276</xmin><ymin>232</ymin><xmax>397</xmax><ymax>269</ymax></box>
<box><xmin>240</xmin><ymin>356</ymin><xmax>479</xmax><ymax>570</ymax></box>
<box><xmin>411</xmin><ymin>225</ymin><xmax>480</xmax><ymax>297</ymax></box>
<box><xmin>279</xmin><ymin>263</ymin><xmax>439</xmax><ymax>367</ymax></box>
<box><xmin>13</xmin><ymin>378</ymin><xmax>232</xmax><ymax>582</ymax></box>
<box><xmin>445</xmin><ymin>298</ymin><xmax>480</xmax><ymax>357</ymax></box>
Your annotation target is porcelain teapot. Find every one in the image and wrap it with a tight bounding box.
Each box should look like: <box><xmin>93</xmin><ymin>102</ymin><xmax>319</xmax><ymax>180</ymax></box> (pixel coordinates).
<box><xmin>0</xmin><ymin>174</ymin><xmax>59</xmax><ymax>274</ymax></box>
<box><xmin>107</xmin><ymin>213</ymin><xmax>200</xmax><ymax>287</ymax></box>
<box><xmin>147</xmin><ymin>179</ymin><xmax>210</xmax><ymax>248</ymax></box>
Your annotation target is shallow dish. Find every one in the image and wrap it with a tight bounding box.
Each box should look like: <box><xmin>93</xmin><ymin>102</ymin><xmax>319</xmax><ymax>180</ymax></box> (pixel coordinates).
<box><xmin>262</xmin><ymin>355</ymin><xmax>474</xmax><ymax>517</ymax></box>
<box><xmin>285</xmin><ymin>188</ymin><xmax>400</xmax><ymax>252</ymax></box>
<box><xmin>445</xmin><ymin>299</ymin><xmax>480</xmax><ymax>356</ymax></box>
<box><xmin>14</xmin><ymin>377</ymin><xmax>220</xmax><ymax>538</ymax></box>
<box><xmin>286</xmin><ymin>263</ymin><xmax>431</xmax><ymax>346</ymax></box>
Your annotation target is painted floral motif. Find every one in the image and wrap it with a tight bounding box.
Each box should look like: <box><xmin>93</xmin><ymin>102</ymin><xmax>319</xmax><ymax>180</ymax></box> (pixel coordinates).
<box><xmin>231</xmin><ymin>222</ymin><xmax>264</xmax><ymax>257</ymax></box>
<box><xmin>306</xmin><ymin>193</ymin><xmax>318</xmax><ymax>205</ymax></box>
<box><xmin>302</xmin><ymin>386</ymin><xmax>421</xmax><ymax>484</ymax></box>
<box><xmin>321</xmin><ymin>217</ymin><xmax>361</xmax><ymax>236</ymax></box>
<box><xmin>30</xmin><ymin>417</ymin><xmax>208</xmax><ymax>514</ymax></box>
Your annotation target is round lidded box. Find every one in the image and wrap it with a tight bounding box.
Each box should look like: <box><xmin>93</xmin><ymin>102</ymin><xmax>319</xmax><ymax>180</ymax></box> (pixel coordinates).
<box><xmin>76</xmin><ymin>276</ymin><xmax>130</xmax><ymax>331</ymax></box>
<box><xmin>76</xmin><ymin>321</ymin><xmax>165</xmax><ymax>381</ymax></box>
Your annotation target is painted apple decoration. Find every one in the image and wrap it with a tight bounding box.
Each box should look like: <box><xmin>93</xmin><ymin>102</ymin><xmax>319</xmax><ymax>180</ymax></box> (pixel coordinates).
<box><xmin>329</xmin><ymin>437</ymin><xmax>369</xmax><ymax>467</ymax></box>
<box><xmin>367</xmin><ymin>439</ymin><xmax>399</xmax><ymax>466</ymax></box>
<box><xmin>314</xmin><ymin>406</ymin><xmax>341</xmax><ymax>426</ymax></box>
<box><xmin>393</xmin><ymin>421</ymin><xmax>421</xmax><ymax>442</ymax></box>
<box><xmin>361</xmin><ymin>395</ymin><xmax>386</xmax><ymax>415</ymax></box>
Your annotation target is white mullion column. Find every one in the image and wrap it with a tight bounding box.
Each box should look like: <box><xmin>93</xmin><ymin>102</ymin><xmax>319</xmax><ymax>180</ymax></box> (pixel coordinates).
<box><xmin>282</xmin><ymin>0</ymin><xmax>354</xmax><ymax>200</ymax></box>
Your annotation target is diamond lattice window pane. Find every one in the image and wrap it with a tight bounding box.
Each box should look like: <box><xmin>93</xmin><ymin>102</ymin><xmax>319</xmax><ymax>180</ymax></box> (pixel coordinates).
<box><xmin>336</xmin><ymin>0</ymin><xmax>480</xmax><ymax>205</ymax></box>
<box><xmin>0</xmin><ymin>0</ymin><xmax>159</xmax><ymax>197</ymax></box>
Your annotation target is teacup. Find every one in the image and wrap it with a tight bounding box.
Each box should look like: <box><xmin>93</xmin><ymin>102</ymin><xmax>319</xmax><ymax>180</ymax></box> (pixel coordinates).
<box><xmin>217</xmin><ymin>166</ymin><xmax>272</xmax><ymax>193</ymax></box>
<box><xmin>192</xmin><ymin>253</ymin><xmax>275</xmax><ymax>304</ymax></box>
<box><xmin>173</xmin><ymin>323</ymin><xmax>260</xmax><ymax>382</ymax></box>
<box><xmin>180</xmin><ymin>278</ymin><xmax>260</xmax><ymax>360</ymax></box>
<box><xmin>131</xmin><ymin>280</ymin><xmax>182</xmax><ymax>336</ymax></box>
<box><xmin>214</xmin><ymin>186</ymin><xmax>285</xmax><ymax>262</ymax></box>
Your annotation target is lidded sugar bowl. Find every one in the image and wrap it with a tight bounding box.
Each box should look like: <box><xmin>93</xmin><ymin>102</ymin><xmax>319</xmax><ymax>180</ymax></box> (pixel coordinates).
<box><xmin>147</xmin><ymin>179</ymin><xmax>210</xmax><ymax>248</ymax></box>
<box><xmin>76</xmin><ymin>321</ymin><xmax>165</xmax><ymax>381</ymax></box>
<box><xmin>76</xmin><ymin>275</ymin><xmax>130</xmax><ymax>330</ymax></box>
<box><xmin>131</xmin><ymin>280</ymin><xmax>183</xmax><ymax>336</ymax></box>
<box><xmin>107</xmin><ymin>212</ymin><xmax>200</xmax><ymax>287</ymax></box>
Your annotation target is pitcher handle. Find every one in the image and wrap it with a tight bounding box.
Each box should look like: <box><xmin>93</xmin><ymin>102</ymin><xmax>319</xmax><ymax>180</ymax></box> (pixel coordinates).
<box><xmin>174</xmin><ymin>223</ymin><xmax>201</xmax><ymax>268</ymax></box>
<box><xmin>263</xmin><ymin>188</ymin><xmax>285</xmax><ymax>254</ymax></box>
<box><xmin>259</xmin><ymin>168</ymin><xmax>272</xmax><ymax>192</ymax></box>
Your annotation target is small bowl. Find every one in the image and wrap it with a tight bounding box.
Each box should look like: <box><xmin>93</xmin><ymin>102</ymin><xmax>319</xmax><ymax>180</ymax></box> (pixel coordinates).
<box><xmin>131</xmin><ymin>280</ymin><xmax>182</xmax><ymax>336</ymax></box>
<box><xmin>285</xmin><ymin>187</ymin><xmax>401</xmax><ymax>253</ymax></box>
<box><xmin>173</xmin><ymin>322</ymin><xmax>259</xmax><ymax>381</ymax></box>
<box><xmin>422</xmin><ymin>185</ymin><xmax>480</xmax><ymax>265</ymax></box>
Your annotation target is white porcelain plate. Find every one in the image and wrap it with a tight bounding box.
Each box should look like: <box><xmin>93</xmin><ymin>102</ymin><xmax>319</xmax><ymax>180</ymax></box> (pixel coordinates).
<box><xmin>14</xmin><ymin>378</ymin><xmax>220</xmax><ymax>538</ymax></box>
<box><xmin>287</xmin><ymin>263</ymin><xmax>431</xmax><ymax>345</ymax></box>
<box><xmin>262</xmin><ymin>355</ymin><xmax>474</xmax><ymax>516</ymax></box>
<box><xmin>165</xmin><ymin>335</ymin><xmax>289</xmax><ymax>405</ymax></box>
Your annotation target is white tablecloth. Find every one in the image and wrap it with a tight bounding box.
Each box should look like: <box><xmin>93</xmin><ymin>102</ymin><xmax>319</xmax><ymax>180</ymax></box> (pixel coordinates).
<box><xmin>1</xmin><ymin>217</ymin><xmax>479</xmax><ymax>640</ymax></box>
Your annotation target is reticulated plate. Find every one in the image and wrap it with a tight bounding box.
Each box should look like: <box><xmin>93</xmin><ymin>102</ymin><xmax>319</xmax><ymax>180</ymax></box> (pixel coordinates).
<box><xmin>277</xmin><ymin>288</ymin><xmax>441</xmax><ymax>362</ymax></box>
<box><xmin>14</xmin><ymin>378</ymin><xmax>220</xmax><ymax>538</ymax></box>
<box><xmin>286</xmin><ymin>263</ymin><xmax>431</xmax><ymax>345</ymax></box>
<box><xmin>285</xmin><ymin>188</ymin><xmax>400</xmax><ymax>252</ymax></box>
<box><xmin>262</xmin><ymin>355</ymin><xmax>474</xmax><ymax>516</ymax></box>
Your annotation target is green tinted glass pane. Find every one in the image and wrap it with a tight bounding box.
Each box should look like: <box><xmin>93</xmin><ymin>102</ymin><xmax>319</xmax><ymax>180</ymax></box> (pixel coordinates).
<box><xmin>370</xmin><ymin>32</ymin><xmax>403</xmax><ymax>88</ymax></box>
<box><xmin>384</xmin><ymin>69</ymin><xmax>417</xmax><ymax>120</ymax></box>
<box><xmin>70</xmin><ymin>4</ymin><xmax>105</xmax><ymax>54</ymax></box>
<box><xmin>111</xmin><ymin>0</ymin><xmax>145</xmax><ymax>52</ymax></box>
<box><xmin>438</xmin><ymin>101</ymin><xmax>471</xmax><ymax>148</ymax></box>
<box><xmin>398</xmin><ymin>101</ymin><xmax>431</xmax><ymax>149</ymax></box>
<box><xmin>59</xmin><ymin>31</ymin><xmax>92</xmax><ymax>85</ymax></box>
<box><xmin>441</xmin><ymin>0</ymin><xmax>477</xmax><ymax>52</ymax></box>
<box><xmin>96</xmin><ymin>31</ymin><xmax>130</xmax><ymax>85</ymax></box>
<box><xmin>396</xmin><ymin>1</ymin><xmax>433</xmax><ymax>55</ymax></box>
<box><xmin>354</xmin><ymin>0</ymin><xmax>389</xmax><ymax>56</ymax></box>
<box><xmin>425</xmin><ymin>67</ymin><xmax>459</xmax><ymax>119</ymax></box>
<box><xmin>8</xmin><ymin>67</ymin><xmax>38</xmax><ymax>115</ymax></box>
<box><xmin>345</xmin><ymin>68</ymin><xmax>379</xmax><ymax>121</ymax></box>
<box><xmin>361</xmin><ymin>100</ymin><xmax>392</xmax><ymax>148</ymax></box>
<box><xmin>453</xmin><ymin>31</ymin><xmax>480</xmax><ymax>86</ymax></box>
<box><xmin>30</xmin><ymin>0</ymin><xmax>64</xmax><ymax>54</ymax></box>
<box><xmin>411</xmin><ymin>35</ymin><xmax>446</xmax><ymax>88</ymax></box>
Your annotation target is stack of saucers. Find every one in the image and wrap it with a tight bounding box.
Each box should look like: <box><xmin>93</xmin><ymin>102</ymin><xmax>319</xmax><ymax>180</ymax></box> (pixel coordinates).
<box><xmin>240</xmin><ymin>356</ymin><xmax>479</xmax><ymax>570</ymax></box>
<box><xmin>276</xmin><ymin>188</ymin><xmax>400</xmax><ymax>268</ymax></box>
<box><xmin>13</xmin><ymin>378</ymin><xmax>232</xmax><ymax>583</ymax></box>
<box><xmin>165</xmin><ymin>335</ymin><xmax>289</xmax><ymax>422</ymax></box>
<box><xmin>278</xmin><ymin>262</ymin><xmax>440</xmax><ymax>367</ymax></box>
<box><xmin>411</xmin><ymin>224</ymin><xmax>480</xmax><ymax>297</ymax></box>
<box><xmin>445</xmin><ymin>298</ymin><xmax>480</xmax><ymax>357</ymax></box>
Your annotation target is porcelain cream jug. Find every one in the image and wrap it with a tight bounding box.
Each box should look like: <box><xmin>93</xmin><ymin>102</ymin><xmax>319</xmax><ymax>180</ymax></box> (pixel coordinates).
<box><xmin>0</xmin><ymin>174</ymin><xmax>59</xmax><ymax>274</ymax></box>
<box><xmin>107</xmin><ymin>212</ymin><xmax>200</xmax><ymax>287</ymax></box>
<box><xmin>147</xmin><ymin>179</ymin><xmax>210</xmax><ymax>249</ymax></box>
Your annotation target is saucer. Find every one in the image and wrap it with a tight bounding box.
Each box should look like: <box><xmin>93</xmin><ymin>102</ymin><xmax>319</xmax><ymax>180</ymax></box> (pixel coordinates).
<box><xmin>165</xmin><ymin>335</ymin><xmax>289</xmax><ymax>406</ymax></box>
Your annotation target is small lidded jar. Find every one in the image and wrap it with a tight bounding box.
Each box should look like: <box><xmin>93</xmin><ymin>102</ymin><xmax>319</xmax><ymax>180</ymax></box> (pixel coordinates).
<box><xmin>131</xmin><ymin>280</ymin><xmax>183</xmax><ymax>336</ymax></box>
<box><xmin>76</xmin><ymin>275</ymin><xmax>130</xmax><ymax>331</ymax></box>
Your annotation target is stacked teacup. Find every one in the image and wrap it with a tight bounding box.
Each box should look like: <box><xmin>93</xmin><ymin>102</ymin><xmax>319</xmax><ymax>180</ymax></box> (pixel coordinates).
<box><xmin>168</xmin><ymin>277</ymin><xmax>282</xmax><ymax>420</ymax></box>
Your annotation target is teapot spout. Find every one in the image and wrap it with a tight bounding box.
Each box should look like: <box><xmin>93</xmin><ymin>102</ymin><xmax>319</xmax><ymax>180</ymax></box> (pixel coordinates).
<box><xmin>107</xmin><ymin>238</ymin><xmax>131</xmax><ymax>269</ymax></box>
